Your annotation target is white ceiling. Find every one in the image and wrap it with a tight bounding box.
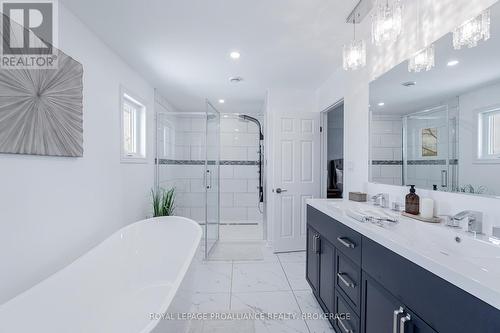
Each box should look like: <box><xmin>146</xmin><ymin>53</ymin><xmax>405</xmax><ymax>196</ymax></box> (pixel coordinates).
<box><xmin>60</xmin><ymin>0</ymin><xmax>358</xmax><ymax>113</ymax></box>
<box><xmin>370</xmin><ymin>2</ymin><xmax>500</xmax><ymax>116</ymax></box>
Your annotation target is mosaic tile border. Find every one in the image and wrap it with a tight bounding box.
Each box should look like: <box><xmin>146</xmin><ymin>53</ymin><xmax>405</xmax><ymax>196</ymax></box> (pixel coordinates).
<box><xmin>372</xmin><ymin>159</ymin><xmax>459</xmax><ymax>166</ymax></box>
<box><xmin>157</xmin><ymin>159</ymin><xmax>259</xmax><ymax>166</ymax></box>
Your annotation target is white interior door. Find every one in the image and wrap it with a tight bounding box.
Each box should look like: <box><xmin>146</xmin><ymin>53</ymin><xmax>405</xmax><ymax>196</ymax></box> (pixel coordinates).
<box><xmin>272</xmin><ymin>112</ymin><xmax>321</xmax><ymax>252</ymax></box>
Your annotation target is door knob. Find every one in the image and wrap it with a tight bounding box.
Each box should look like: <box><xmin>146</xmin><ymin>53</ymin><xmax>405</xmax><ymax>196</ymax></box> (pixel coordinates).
<box><xmin>276</xmin><ymin>188</ymin><xmax>287</xmax><ymax>194</ymax></box>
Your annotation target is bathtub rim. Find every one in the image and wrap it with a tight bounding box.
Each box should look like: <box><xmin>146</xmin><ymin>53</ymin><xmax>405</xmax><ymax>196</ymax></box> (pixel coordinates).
<box><xmin>0</xmin><ymin>216</ymin><xmax>202</xmax><ymax>333</ymax></box>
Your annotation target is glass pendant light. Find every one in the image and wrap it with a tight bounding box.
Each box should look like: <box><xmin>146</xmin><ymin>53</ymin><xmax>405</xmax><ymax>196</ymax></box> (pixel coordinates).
<box><xmin>408</xmin><ymin>45</ymin><xmax>435</xmax><ymax>72</ymax></box>
<box><xmin>343</xmin><ymin>17</ymin><xmax>366</xmax><ymax>71</ymax></box>
<box><xmin>408</xmin><ymin>0</ymin><xmax>434</xmax><ymax>72</ymax></box>
<box><xmin>371</xmin><ymin>0</ymin><xmax>403</xmax><ymax>45</ymax></box>
<box><xmin>453</xmin><ymin>9</ymin><xmax>491</xmax><ymax>49</ymax></box>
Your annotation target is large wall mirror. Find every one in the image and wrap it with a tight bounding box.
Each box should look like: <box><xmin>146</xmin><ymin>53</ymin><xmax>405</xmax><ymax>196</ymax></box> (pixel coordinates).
<box><xmin>369</xmin><ymin>2</ymin><xmax>500</xmax><ymax>198</ymax></box>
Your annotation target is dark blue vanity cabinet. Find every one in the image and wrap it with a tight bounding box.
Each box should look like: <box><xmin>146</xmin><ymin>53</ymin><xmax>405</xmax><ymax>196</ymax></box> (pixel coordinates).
<box><xmin>306</xmin><ymin>205</ymin><xmax>500</xmax><ymax>333</ymax></box>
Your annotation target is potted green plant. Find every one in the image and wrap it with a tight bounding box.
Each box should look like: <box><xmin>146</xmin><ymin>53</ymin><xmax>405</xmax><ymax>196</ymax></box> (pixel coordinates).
<box><xmin>151</xmin><ymin>188</ymin><xmax>176</xmax><ymax>217</ymax></box>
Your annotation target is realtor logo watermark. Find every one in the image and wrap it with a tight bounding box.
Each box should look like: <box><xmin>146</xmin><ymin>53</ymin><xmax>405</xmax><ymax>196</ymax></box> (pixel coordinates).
<box><xmin>1</xmin><ymin>0</ymin><xmax>58</xmax><ymax>69</ymax></box>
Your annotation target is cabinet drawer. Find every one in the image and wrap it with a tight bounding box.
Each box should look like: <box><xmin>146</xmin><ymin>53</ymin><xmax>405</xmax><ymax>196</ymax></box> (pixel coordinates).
<box><xmin>333</xmin><ymin>221</ymin><xmax>362</xmax><ymax>265</ymax></box>
<box><xmin>336</xmin><ymin>251</ymin><xmax>361</xmax><ymax>313</ymax></box>
<box><xmin>335</xmin><ymin>293</ymin><xmax>360</xmax><ymax>333</ymax></box>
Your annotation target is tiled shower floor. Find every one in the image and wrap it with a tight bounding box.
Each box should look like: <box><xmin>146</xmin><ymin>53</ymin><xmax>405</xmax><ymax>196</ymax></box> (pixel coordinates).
<box><xmin>186</xmin><ymin>242</ymin><xmax>335</xmax><ymax>333</ymax></box>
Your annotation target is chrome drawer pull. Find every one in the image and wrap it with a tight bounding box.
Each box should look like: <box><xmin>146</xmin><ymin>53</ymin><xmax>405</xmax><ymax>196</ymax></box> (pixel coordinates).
<box><xmin>312</xmin><ymin>235</ymin><xmax>321</xmax><ymax>254</ymax></box>
<box><xmin>337</xmin><ymin>273</ymin><xmax>355</xmax><ymax>288</ymax></box>
<box><xmin>337</xmin><ymin>237</ymin><xmax>356</xmax><ymax>249</ymax></box>
<box><xmin>393</xmin><ymin>307</ymin><xmax>404</xmax><ymax>333</ymax></box>
<box><xmin>338</xmin><ymin>318</ymin><xmax>354</xmax><ymax>333</ymax></box>
<box><xmin>400</xmin><ymin>314</ymin><xmax>411</xmax><ymax>333</ymax></box>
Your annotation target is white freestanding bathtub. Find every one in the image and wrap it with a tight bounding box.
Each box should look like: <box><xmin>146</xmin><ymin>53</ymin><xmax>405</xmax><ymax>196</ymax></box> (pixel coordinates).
<box><xmin>0</xmin><ymin>217</ymin><xmax>202</xmax><ymax>333</ymax></box>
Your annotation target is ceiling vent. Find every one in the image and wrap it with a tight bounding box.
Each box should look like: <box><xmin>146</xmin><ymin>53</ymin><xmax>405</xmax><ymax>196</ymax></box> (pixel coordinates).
<box><xmin>229</xmin><ymin>76</ymin><xmax>244</xmax><ymax>83</ymax></box>
<box><xmin>402</xmin><ymin>81</ymin><xmax>417</xmax><ymax>87</ymax></box>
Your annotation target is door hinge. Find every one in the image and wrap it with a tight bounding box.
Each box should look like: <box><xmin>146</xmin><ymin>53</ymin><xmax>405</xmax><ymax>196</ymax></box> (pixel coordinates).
<box><xmin>320</xmin><ymin>126</ymin><xmax>323</xmax><ymax>133</ymax></box>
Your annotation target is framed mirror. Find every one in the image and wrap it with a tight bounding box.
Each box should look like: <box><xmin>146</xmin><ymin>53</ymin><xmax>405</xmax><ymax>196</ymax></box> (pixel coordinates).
<box><xmin>369</xmin><ymin>3</ymin><xmax>500</xmax><ymax>198</ymax></box>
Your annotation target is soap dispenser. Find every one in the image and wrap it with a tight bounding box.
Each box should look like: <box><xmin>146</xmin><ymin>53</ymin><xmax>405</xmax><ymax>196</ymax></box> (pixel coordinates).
<box><xmin>405</xmin><ymin>185</ymin><xmax>420</xmax><ymax>215</ymax></box>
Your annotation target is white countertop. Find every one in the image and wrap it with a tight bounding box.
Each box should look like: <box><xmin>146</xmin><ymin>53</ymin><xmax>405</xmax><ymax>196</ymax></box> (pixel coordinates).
<box><xmin>307</xmin><ymin>199</ymin><xmax>500</xmax><ymax>311</ymax></box>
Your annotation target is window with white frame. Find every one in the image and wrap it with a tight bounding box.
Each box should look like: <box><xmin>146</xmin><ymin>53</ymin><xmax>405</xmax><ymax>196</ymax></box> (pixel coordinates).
<box><xmin>121</xmin><ymin>90</ymin><xmax>146</xmax><ymax>162</ymax></box>
<box><xmin>478</xmin><ymin>107</ymin><xmax>500</xmax><ymax>161</ymax></box>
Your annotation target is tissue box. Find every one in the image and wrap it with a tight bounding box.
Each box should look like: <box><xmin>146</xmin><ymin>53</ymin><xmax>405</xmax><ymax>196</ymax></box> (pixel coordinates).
<box><xmin>349</xmin><ymin>192</ymin><xmax>367</xmax><ymax>202</ymax></box>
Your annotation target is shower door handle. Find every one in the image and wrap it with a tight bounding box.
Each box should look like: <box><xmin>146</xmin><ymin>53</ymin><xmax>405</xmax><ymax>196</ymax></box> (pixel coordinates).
<box><xmin>206</xmin><ymin>170</ymin><xmax>212</xmax><ymax>189</ymax></box>
<box><xmin>441</xmin><ymin>170</ymin><xmax>448</xmax><ymax>188</ymax></box>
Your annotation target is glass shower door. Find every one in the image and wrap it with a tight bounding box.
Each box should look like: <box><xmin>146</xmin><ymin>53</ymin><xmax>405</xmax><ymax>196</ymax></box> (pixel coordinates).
<box><xmin>204</xmin><ymin>101</ymin><xmax>220</xmax><ymax>258</ymax></box>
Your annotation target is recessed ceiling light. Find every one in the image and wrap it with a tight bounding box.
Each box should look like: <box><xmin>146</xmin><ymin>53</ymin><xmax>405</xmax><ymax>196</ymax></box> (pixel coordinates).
<box><xmin>230</xmin><ymin>51</ymin><xmax>240</xmax><ymax>59</ymax></box>
<box><xmin>378</xmin><ymin>102</ymin><xmax>385</xmax><ymax>107</ymax></box>
<box><xmin>447</xmin><ymin>60</ymin><xmax>459</xmax><ymax>67</ymax></box>
<box><xmin>218</xmin><ymin>99</ymin><xmax>225</xmax><ymax>104</ymax></box>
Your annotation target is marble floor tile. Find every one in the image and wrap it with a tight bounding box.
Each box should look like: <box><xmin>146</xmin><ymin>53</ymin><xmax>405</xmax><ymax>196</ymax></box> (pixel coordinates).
<box><xmin>209</xmin><ymin>242</ymin><xmax>264</xmax><ymax>261</ymax></box>
<box><xmin>295</xmin><ymin>291</ymin><xmax>335</xmax><ymax>333</ymax></box>
<box><xmin>277</xmin><ymin>251</ymin><xmax>306</xmax><ymax>263</ymax></box>
<box><xmin>232</xmin><ymin>262</ymin><xmax>290</xmax><ymax>292</ymax></box>
<box><xmin>231</xmin><ymin>291</ymin><xmax>308</xmax><ymax>333</ymax></box>
<box><xmin>281</xmin><ymin>262</ymin><xmax>310</xmax><ymax>291</ymax></box>
<box><xmin>188</xmin><ymin>318</ymin><xmax>255</xmax><ymax>333</ymax></box>
<box><xmin>191</xmin><ymin>262</ymin><xmax>232</xmax><ymax>293</ymax></box>
<box><xmin>189</xmin><ymin>293</ymin><xmax>231</xmax><ymax>313</ymax></box>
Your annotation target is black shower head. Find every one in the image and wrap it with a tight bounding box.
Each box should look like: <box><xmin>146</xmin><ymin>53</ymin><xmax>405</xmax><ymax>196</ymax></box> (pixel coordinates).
<box><xmin>238</xmin><ymin>115</ymin><xmax>264</xmax><ymax>140</ymax></box>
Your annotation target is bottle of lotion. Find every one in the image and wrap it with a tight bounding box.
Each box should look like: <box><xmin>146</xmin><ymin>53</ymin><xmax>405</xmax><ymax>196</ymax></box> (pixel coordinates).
<box><xmin>405</xmin><ymin>185</ymin><xmax>420</xmax><ymax>215</ymax></box>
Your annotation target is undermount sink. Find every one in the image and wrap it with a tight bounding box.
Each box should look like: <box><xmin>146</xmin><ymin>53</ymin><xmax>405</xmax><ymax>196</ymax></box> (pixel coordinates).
<box><xmin>327</xmin><ymin>201</ymin><xmax>399</xmax><ymax>226</ymax></box>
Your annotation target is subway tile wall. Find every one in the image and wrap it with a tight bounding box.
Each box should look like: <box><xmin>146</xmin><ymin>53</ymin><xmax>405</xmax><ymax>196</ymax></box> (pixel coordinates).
<box><xmin>157</xmin><ymin>113</ymin><xmax>207</xmax><ymax>222</ymax></box>
<box><xmin>371</xmin><ymin>115</ymin><xmax>403</xmax><ymax>186</ymax></box>
<box><xmin>220</xmin><ymin>116</ymin><xmax>263</xmax><ymax>224</ymax></box>
<box><xmin>156</xmin><ymin>111</ymin><xmax>263</xmax><ymax>225</ymax></box>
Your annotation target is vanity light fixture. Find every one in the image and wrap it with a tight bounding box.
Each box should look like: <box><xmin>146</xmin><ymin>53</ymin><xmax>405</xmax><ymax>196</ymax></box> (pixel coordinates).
<box><xmin>453</xmin><ymin>9</ymin><xmax>491</xmax><ymax>50</ymax></box>
<box><xmin>447</xmin><ymin>60</ymin><xmax>460</xmax><ymax>67</ymax></box>
<box><xmin>343</xmin><ymin>17</ymin><xmax>366</xmax><ymax>71</ymax></box>
<box><xmin>371</xmin><ymin>0</ymin><xmax>403</xmax><ymax>45</ymax></box>
<box><xmin>408</xmin><ymin>0</ymin><xmax>435</xmax><ymax>73</ymax></box>
<box><xmin>230</xmin><ymin>51</ymin><xmax>241</xmax><ymax>59</ymax></box>
<box><xmin>408</xmin><ymin>44</ymin><xmax>435</xmax><ymax>72</ymax></box>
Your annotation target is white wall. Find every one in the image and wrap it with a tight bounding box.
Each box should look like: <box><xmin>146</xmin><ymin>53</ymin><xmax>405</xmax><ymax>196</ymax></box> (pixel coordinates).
<box><xmin>317</xmin><ymin>0</ymin><xmax>500</xmax><ymax>234</ymax></box>
<box><xmin>459</xmin><ymin>81</ymin><xmax>500</xmax><ymax>195</ymax></box>
<box><xmin>0</xmin><ymin>5</ymin><xmax>156</xmax><ymax>304</ymax></box>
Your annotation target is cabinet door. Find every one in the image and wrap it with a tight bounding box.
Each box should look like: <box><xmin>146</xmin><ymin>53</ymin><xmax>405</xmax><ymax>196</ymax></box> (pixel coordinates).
<box><xmin>399</xmin><ymin>308</ymin><xmax>437</xmax><ymax>333</ymax></box>
<box><xmin>319</xmin><ymin>237</ymin><xmax>335</xmax><ymax>314</ymax></box>
<box><xmin>306</xmin><ymin>227</ymin><xmax>320</xmax><ymax>293</ymax></box>
<box><xmin>362</xmin><ymin>274</ymin><xmax>437</xmax><ymax>333</ymax></box>
<box><xmin>362</xmin><ymin>274</ymin><xmax>404</xmax><ymax>333</ymax></box>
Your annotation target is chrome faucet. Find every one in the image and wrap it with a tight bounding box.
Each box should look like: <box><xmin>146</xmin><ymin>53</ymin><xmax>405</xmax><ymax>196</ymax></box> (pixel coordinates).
<box><xmin>452</xmin><ymin>211</ymin><xmax>483</xmax><ymax>234</ymax></box>
<box><xmin>372</xmin><ymin>193</ymin><xmax>389</xmax><ymax>208</ymax></box>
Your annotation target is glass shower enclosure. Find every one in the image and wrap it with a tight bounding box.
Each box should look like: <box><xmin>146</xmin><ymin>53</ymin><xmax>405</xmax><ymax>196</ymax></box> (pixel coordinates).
<box><xmin>155</xmin><ymin>99</ymin><xmax>221</xmax><ymax>259</ymax></box>
<box><xmin>204</xmin><ymin>101</ymin><xmax>221</xmax><ymax>257</ymax></box>
<box><xmin>402</xmin><ymin>104</ymin><xmax>458</xmax><ymax>191</ymax></box>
